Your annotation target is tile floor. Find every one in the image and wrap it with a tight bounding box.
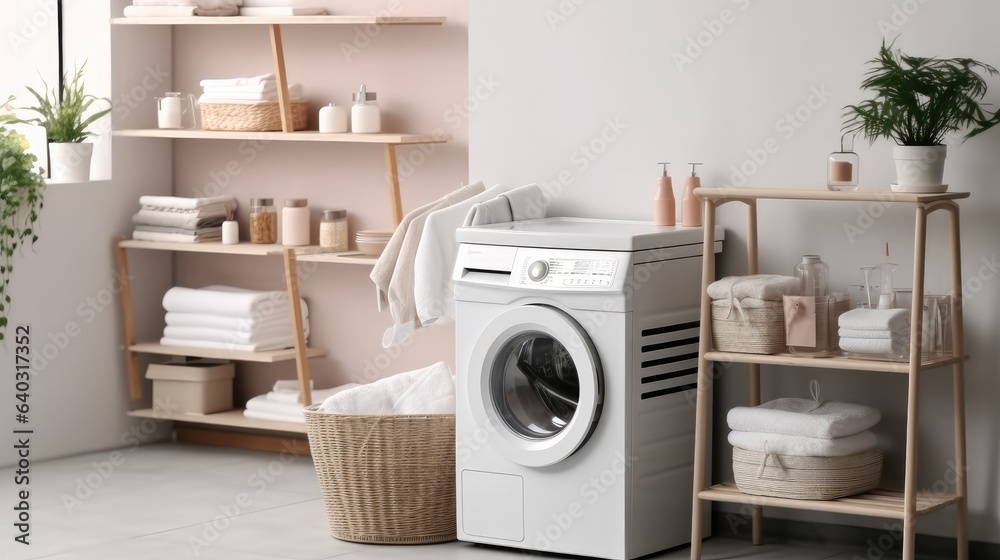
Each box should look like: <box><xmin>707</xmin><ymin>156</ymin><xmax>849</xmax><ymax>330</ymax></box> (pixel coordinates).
<box><xmin>1</xmin><ymin>442</ymin><xmax>944</xmax><ymax>560</ymax></box>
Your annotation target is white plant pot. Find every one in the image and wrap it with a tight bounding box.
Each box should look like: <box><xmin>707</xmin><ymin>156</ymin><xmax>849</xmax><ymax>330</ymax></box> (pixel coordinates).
<box><xmin>48</xmin><ymin>142</ymin><xmax>93</xmax><ymax>182</ymax></box>
<box><xmin>892</xmin><ymin>145</ymin><xmax>948</xmax><ymax>193</ymax></box>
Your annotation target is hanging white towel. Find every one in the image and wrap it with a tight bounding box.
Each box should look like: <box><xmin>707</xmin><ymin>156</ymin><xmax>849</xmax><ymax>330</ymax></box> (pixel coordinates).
<box><xmin>501</xmin><ymin>183</ymin><xmax>548</xmax><ymax>221</ymax></box>
<box><xmin>319</xmin><ymin>362</ymin><xmax>455</xmax><ymax>415</ymax></box>
<box><xmin>464</xmin><ymin>198</ymin><xmax>513</xmax><ymax>227</ymax></box>
<box><xmin>412</xmin><ymin>183</ymin><xmax>509</xmax><ymax>328</ymax></box>
<box><xmin>729</xmin><ymin>430</ymin><xmax>878</xmax><ymax>457</ymax></box>
<box><xmin>727</xmin><ymin>398</ymin><xmax>881</xmax><ymax>439</ymax></box>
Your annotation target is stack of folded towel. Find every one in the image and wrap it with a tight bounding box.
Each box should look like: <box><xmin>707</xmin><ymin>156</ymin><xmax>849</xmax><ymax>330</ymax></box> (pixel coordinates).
<box><xmin>838</xmin><ymin>307</ymin><xmax>910</xmax><ymax>356</ymax></box>
<box><xmin>199</xmin><ymin>73</ymin><xmax>303</xmax><ymax>104</ymax></box>
<box><xmin>727</xmin><ymin>389</ymin><xmax>881</xmax><ymax>457</ymax></box>
<box><xmin>244</xmin><ymin>380</ymin><xmax>357</xmax><ymax>424</ymax></box>
<box><xmin>160</xmin><ymin>285</ymin><xmax>309</xmax><ymax>352</ymax></box>
<box><xmin>240</xmin><ymin>0</ymin><xmax>327</xmax><ymax>16</ymax></box>
<box><xmin>319</xmin><ymin>361</ymin><xmax>455</xmax><ymax>415</ymax></box>
<box><xmin>132</xmin><ymin>195</ymin><xmax>236</xmax><ymax>243</ymax></box>
<box><xmin>124</xmin><ymin>0</ymin><xmax>242</xmax><ymax>17</ymax></box>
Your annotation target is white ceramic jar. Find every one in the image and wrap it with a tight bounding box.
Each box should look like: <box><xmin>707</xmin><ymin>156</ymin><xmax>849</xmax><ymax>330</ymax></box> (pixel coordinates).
<box><xmin>282</xmin><ymin>198</ymin><xmax>310</xmax><ymax>246</ymax></box>
<box><xmin>319</xmin><ymin>102</ymin><xmax>349</xmax><ymax>133</ymax></box>
<box><xmin>351</xmin><ymin>84</ymin><xmax>381</xmax><ymax>133</ymax></box>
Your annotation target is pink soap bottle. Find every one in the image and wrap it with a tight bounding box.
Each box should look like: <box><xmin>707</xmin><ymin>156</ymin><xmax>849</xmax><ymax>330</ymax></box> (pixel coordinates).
<box><xmin>682</xmin><ymin>162</ymin><xmax>703</xmax><ymax>227</ymax></box>
<box><xmin>654</xmin><ymin>162</ymin><xmax>675</xmax><ymax>226</ymax></box>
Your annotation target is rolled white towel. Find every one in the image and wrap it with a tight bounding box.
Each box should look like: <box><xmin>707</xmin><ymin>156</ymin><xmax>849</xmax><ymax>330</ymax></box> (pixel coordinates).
<box><xmin>839</xmin><ymin>336</ymin><xmax>908</xmax><ymax>356</ymax></box>
<box><xmin>727</xmin><ymin>398</ymin><xmax>881</xmax><ymax>439</ymax></box>
<box><xmin>707</xmin><ymin>275</ymin><xmax>800</xmax><ymax>302</ymax></box>
<box><xmin>320</xmin><ymin>362</ymin><xmax>454</xmax><ymax>415</ymax></box>
<box><xmin>729</xmin><ymin>430</ymin><xmax>878</xmax><ymax>457</ymax></box>
<box><xmin>838</xmin><ymin>307</ymin><xmax>909</xmax><ymax>332</ymax></box>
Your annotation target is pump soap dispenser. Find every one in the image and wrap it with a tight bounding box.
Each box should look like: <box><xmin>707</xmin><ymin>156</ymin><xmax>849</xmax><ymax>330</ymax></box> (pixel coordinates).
<box><xmin>682</xmin><ymin>162</ymin><xmax>703</xmax><ymax>227</ymax></box>
<box><xmin>654</xmin><ymin>162</ymin><xmax>675</xmax><ymax>226</ymax></box>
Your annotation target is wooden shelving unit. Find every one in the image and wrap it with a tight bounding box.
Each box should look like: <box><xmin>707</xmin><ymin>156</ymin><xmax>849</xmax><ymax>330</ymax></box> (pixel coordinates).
<box><xmin>129</xmin><ymin>342</ymin><xmax>327</xmax><ymax>363</ymax></box>
<box><xmin>127</xmin><ymin>408</ymin><xmax>307</xmax><ymax>435</ymax></box>
<box><xmin>689</xmin><ymin>188</ymin><xmax>969</xmax><ymax>560</ymax></box>
<box><xmin>110</xmin><ymin>15</ymin><xmax>446</xmax><ymax>26</ymax></box>
<box><xmin>113</xmin><ymin>129</ymin><xmax>448</xmax><ymax>145</ymax></box>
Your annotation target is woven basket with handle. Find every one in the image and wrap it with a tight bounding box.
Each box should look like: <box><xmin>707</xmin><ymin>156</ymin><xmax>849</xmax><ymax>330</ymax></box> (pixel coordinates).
<box><xmin>711</xmin><ymin>299</ymin><xmax>786</xmax><ymax>354</ymax></box>
<box><xmin>733</xmin><ymin>446</ymin><xmax>883</xmax><ymax>500</ymax></box>
<box><xmin>200</xmin><ymin>99</ymin><xmax>309</xmax><ymax>131</ymax></box>
<box><xmin>304</xmin><ymin>406</ymin><xmax>456</xmax><ymax>544</ymax></box>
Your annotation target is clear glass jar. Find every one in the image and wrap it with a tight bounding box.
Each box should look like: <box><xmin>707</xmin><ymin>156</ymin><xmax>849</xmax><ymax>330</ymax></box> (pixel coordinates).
<box><xmin>320</xmin><ymin>209</ymin><xmax>348</xmax><ymax>251</ymax></box>
<box><xmin>796</xmin><ymin>254</ymin><xmax>829</xmax><ymax>297</ymax></box>
<box><xmin>827</xmin><ymin>133</ymin><xmax>860</xmax><ymax>191</ymax></box>
<box><xmin>249</xmin><ymin>197</ymin><xmax>277</xmax><ymax>244</ymax></box>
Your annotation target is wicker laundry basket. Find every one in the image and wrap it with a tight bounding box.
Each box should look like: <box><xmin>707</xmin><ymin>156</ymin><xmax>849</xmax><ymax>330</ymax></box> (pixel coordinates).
<box><xmin>303</xmin><ymin>406</ymin><xmax>456</xmax><ymax>544</ymax></box>
<box><xmin>733</xmin><ymin>447</ymin><xmax>883</xmax><ymax>500</ymax></box>
<box><xmin>711</xmin><ymin>299</ymin><xmax>786</xmax><ymax>354</ymax></box>
<box><xmin>200</xmin><ymin>99</ymin><xmax>309</xmax><ymax>131</ymax></box>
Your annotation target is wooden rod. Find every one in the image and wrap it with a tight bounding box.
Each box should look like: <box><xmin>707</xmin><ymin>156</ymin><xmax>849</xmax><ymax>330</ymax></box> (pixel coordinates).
<box><xmin>745</xmin><ymin>200</ymin><xmax>763</xmax><ymax>545</ymax></box>
<box><xmin>114</xmin><ymin>237</ymin><xmax>143</xmax><ymax>401</ymax></box>
<box><xmin>269</xmin><ymin>24</ymin><xmax>293</xmax><ymax>132</ymax></box>
<box><xmin>283</xmin><ymin>248</ymin><xmax>313</xmax><ymax>407</ymax></box>
<box><xmin>384</xmin><ymin>144</ymin><xmax>403</xmax><ymax>226</ymax></box>
<box><xmin>946</xmin><ymin>204</ymin><xmax>969</xmax><ymax>560</ymax></box>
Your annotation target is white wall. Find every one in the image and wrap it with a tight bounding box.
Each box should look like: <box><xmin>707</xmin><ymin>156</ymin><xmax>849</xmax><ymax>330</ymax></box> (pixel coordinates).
<box><xmin>0</xmin><ymin>0</ymin><xmax>172</xmax><ymax>466</ymax></box>
<box><xmin>470</xmin><ymin>0</ymin><xmax>1000</xmax><ymax>543</ymax></box>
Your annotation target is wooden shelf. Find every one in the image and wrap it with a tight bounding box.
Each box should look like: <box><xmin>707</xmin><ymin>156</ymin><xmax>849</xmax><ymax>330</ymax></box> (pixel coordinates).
<box><xmin>113</xmin><ymin>129</ymin><xmax>449</xmax><ymax>145</ymax></box>
<box><xmin>111</xmin><ymin>15</ymin><xmax>446</xmax><ymax>26</ymax></box>
<box><xmin>128</xmin><ymin>408</ymin><xmax>307</xmax><ymax>434</ymax></box>
<box><xmin>694</xmin><ymin>187</ymin><xmax>969</xmax><ymax>204</ymax></box>
<box><xmin>119</xmin><ymin>239</ymin><xmax>335</xmax><ymax>256</ymax></box>
<box><xmin>704</xmin><ymin>351</ymin><xmax>961</xmax><ymax>374</ymax></box>
<box><xmin>296</xmin><ymin>251</ymin><xmax>378</xmax><ymax>265</ymax></box>
<box><xmin>130</xmin><ymin>342</ymin><xmax>326</xmax><ymax>363</ymax></box>
<box><xmin>699</xmin><ymin>482</ymin><xmax>958</xmax><ymax>520</ymax></box>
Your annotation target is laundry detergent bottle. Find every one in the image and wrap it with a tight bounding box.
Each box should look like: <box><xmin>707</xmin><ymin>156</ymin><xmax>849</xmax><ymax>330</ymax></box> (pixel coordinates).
<box><xmin>654</xmin><ymin>162</ymin><xmax>675</xmax><ymax>226</ymax></box>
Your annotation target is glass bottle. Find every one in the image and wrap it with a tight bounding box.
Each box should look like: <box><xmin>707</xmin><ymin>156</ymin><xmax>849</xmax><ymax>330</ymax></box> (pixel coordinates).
<box><xmin>827</xmin><ymin>133</ymin><xmax>860</xmax><ymax>191</ymax></box>
<box><xmin>789</xmin><ymin>255</ymin><xmax>832</xmax><ymax>357</ymax></box>
<box><xmin>319</xmin><ymin>209</ymin><xmax>348</xmax><ymax>251</ymax></box>
<box><xmin>249</xmin><ymin>197</ymin><xmax>277</xmax><ymax>244</ymax></box>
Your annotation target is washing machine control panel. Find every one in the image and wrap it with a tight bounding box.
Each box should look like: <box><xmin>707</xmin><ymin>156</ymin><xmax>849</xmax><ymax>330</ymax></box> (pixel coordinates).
<box><xmin>513</xmin><ymin>249</ymin><xmax>623</xmax><ymax>290</ymax></box>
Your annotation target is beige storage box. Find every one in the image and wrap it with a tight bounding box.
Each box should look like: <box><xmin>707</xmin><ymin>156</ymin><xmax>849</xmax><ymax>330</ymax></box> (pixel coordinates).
<box><xmin>146</xmin><ymin>359</ymin><xmax>234</xmax><ymax>414</ymax></box>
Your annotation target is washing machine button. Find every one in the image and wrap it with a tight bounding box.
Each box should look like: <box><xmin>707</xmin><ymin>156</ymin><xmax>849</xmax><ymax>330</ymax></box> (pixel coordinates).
<box><xmin>527</xmin><ymin>260</ymin><xmax>549</xmax><ymax>282</ymax></box>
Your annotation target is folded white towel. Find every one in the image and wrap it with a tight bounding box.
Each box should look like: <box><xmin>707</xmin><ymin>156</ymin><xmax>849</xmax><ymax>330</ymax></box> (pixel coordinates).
<box><xmin>132</xmin><ymin>210</ymin><xmax>228</xmax><ymax>230</ymax></box>
<box><xmin>707</xmin><ymin>275</ymin><xmax>800</xmax><ymax>302</ymax></box>
<box><xmin>839</xmin><ymin>336</ymin><xmax>908</xmax><ymax>356</ymax></box>
<box><xmin>160</xmin><ymin>335</ymin><xmax>298</xmax><ymax>352</ymax></box>
<box><xmin>165</xmin><ymin>310</ymin><xmax>308</xmax><ymax>331</ymax></box>
<box><xmin>319</xmin><ymin>362</ymin><xmax>455</xmax><ymax>415</ymax></box>
<box><xmin>464</xmin><ymin>197</ymin><xmax>512</xmax><ymax>227</ymax></box>
<box><xmin>162</xmin><ymin>285</ymin><xmax>307</xmax><ymax>320</ymax></box>
<box><xmin>246</xmin><ymin>387</ymin><xmax>351</xmax><ymax>417</ymax></box>
<box><xmin>239</xmin><ymin>7</ymin><xmax>326</xmax><ymax>15</ymax></box>
<box><xmin>838</xmin><ymin>307</ymin><xmax>910</xmax><ymax>332</ymax></box>
<box><xmin>727</xmin><ymin>398</ymin><xmax>881</xmax><ymax>439</ymax></box>
<box><xmin>837</xmin><ymin>328</ymin><xmax>894</xmax><ymax>339</ymax></box>
<box><xmin>133</xmin><ymin>224</ymin><xmax>223</xmax><ymax>236</ymax></box>
<box><xmin>267</xmin><ymin>383</ymin><xmax>359</xmax><ymax>404</ymax></box>
<box><xmin>243</xmin><ymin>408</ymin><xmax>304</xmax><ymax>424</ymax></box>
<box><xmin>134</xmin><ymin>0</ymin><xmax>243</xmax><ymax>7</ymax></box>
<box><xmin>133</xmin><ymin>230</ymin><xmax>221</xmax><ymax>243</ymax></box>
<box><xmin>199</xmin><ymin>86</ymin><xmax>302</xmax><ymax>103</ymax></box>
<box><xmin>200</xmin><ymin>73</ymin><xmax>275</xmax><ymax>88</ymax></box>
<box><xmin>163</xmin><ymin>320</ymin><xmax>309</xmax><ymax>345</ymax></box>
<box><xmin>729</xmin><ymin>430</ymin><xmax>878</xmax><ymax>457</ymax></box>
<box><xmin>139</xmin><ymin>195</ymin><xmax>236</xmax><ymax>210</ymax></box>
<box><xmin>412</xmin><ymin>183</ymin><xmax>509</xmax><ymax>329</ymax></box>
<box><xmin>123</xmin><ymin>5</ymin><xmax>239</xmax><ymax>16</ymax></box>
<box><xmin>272</xmin><ymin>379</ymin><xmax>311</xmax><ymax>392</ymax></box>
<box><xmin>202</xmin><ymin>83</ymin><xmax>277</xmax><ymax>95</ymax></box>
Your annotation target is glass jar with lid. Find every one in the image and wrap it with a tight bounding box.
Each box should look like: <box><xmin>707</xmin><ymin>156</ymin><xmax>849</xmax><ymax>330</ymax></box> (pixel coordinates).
<box><xmin>249</xmin><ymin>197</ymin><xmax>277</xmax><ymax>244</ymax></box>
<box><xmin>320</xmin><ymin>209</ymin><xmax>348</xmax><ymax>251</ymax></box>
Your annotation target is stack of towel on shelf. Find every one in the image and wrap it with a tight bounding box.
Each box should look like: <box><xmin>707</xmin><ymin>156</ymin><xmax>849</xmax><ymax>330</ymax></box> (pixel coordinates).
<box><xmin>160</xmin><ymin>285</ymin><xmax>309</xmax><ymax>352</ymax></box>
<box><xmin>244</xmin><ymin>380</ymin><xmax>357</xmax><ymax>424</ymax></box>
<box><xmin>123</xmin><ymin>0</ymin><xmax>242</xmax><ymax>18</ymax></box>
<box><xmin>838</xmin><ymin>307</ymin><xmax>911</xmax><ymax>356</ymax></box>
<box><xmin>132</xmin><ymin>195</ymin><xmax>236</xmax><ymax>243</ymax></box>
<box><xmin>239</xmin><ymin>0</ymin><xmax>327</xmax><ymax>16</ymax></box>
<box><xmin>199</xmin><ymin>73</ymin><xmax>303</xmax><ymax>103</ymax></box>
<box><xmin>727</xmin><ymin>386</ymin><xmax>881</xmax><ymax>458</ymax></box>
<box><xmin>372</xmin><ymin>180</ymin><xmax>550</xmax><ymax>348</ymax></box>
<box><xmin>319</xmin><ymin>361</ymin><xmax>455</xmax><ymax>415</ymax></box>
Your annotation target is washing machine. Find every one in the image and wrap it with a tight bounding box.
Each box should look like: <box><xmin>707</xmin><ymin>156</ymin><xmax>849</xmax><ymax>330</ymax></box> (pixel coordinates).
<box><xmin>454</xmin><ymin>218</ymin><xmax>722</xmax><ymax>560</ymax></box>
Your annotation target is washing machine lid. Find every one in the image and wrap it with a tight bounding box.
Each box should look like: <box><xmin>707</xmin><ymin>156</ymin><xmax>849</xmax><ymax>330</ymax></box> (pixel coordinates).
<box><xmin>456</xmin><ymin>218</ymin><xmax>712</xmax><ymax>252</ymax></box>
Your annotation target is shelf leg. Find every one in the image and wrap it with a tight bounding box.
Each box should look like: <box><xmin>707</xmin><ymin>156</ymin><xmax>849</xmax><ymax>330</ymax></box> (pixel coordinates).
<box><xmin>902</xmin><ymin>205</ymin><xmax>929</xmax><ymax>560</ymax></box>
<box><xmin>690</xmin><ymin>201</ymin><xmax>717</xmax><ymax>560</ymax></box>
<box><xmin>114</xmin><ymin>237</ymin><xmax>142</xmax><ymax>401</ymax></box>
<box><xmin>384</xmin><ymin>144</ymin><xmax>403</xmax><ymax>226</ymax></box>
<box><xmin>283</xmin><ymin>249</ymin><xmax>313</xmax><ymax>407</ymax></box>
<box><xmin>269</xmin><ymin>24</ymin><xmax>293</xmax><ymax>133</ymax></box>
<box><xmin>947</xmin><ymin>205</ymin><xmax>969</xmax><ymax>560</ymax></box>
<box><xmin>745</xmin><ymin>200</ymin><xmax>763</xmax><ymax>546</ymax></box>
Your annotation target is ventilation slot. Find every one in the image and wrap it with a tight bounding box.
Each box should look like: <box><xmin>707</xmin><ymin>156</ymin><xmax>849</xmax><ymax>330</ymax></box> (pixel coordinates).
<box><xmin>641</xmin><ymin>320</ymin><xmax>700</xmax><ymax>337</ymax></box>
<box><xmin>641</xmin><ymin>382</ymin><xmax>697</xmax><ymax>400</ymax></box>
<box><xmin>639</xmin><ymin>318</ymin><xmax>700</xmax><ymax>400</ymax></box>
<box><xmin>641</xmin><ymin>366</ymin><xmax>698</xmax><ymax>385</ymax></box>
<box><xmin>640</xmin><ymin>352</ymin><xmax>699</xmax><ymax>369</ymax></box>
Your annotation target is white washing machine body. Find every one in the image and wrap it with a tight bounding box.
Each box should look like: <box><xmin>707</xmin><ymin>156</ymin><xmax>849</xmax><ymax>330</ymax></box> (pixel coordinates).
<box><xmin>454</xmin><ymin>218</ymin><xmax>721</xmax><ymax>560</ymax></box>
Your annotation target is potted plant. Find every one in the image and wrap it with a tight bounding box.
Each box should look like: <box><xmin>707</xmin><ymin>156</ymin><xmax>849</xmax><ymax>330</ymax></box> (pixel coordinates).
<box><xmin>10</xmin><ymin>62</ymin><xmax>111</xmax><ymax>182</ymax></box>
<box><xmin>0</xmin><ymin>96</ymin><xmax>45</xmax><ymax>340</ymax></box>
<box><xmin>843</xmin><ymin>41</ymin><xmax>1000</xmax><ymax>193</ymax></box>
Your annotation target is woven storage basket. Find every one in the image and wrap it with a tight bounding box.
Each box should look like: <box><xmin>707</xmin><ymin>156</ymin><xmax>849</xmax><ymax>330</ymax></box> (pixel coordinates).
<box><xmin>303</xmin><ymin>406</ymin><xmax>456</xmax><ymax>544</ymax></box>
<box><xmin>733</xmin><ymin>447</ymin><xmax>883</xmax><ymax>500</ymax></box>
<box><xmin>200</xmin><ymin>99</ymin><xmax>309</xmax><ymax>131</ymax></box>
<box><xmin>711</xmin><ymin>299</ymin><xmax>786</xmax><ymax>354</ymax></box>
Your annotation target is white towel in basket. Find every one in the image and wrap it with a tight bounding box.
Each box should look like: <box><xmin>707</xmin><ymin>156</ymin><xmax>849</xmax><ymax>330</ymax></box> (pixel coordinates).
<box><xmin>319</xmin><ymin>362</ymin><xmax>454</xmax><ymax>415</ymax></box>
<box><xmin>729</xmin><ymin>430</ymin><xmax>878</xmax><ymax>457</ymax></box>
<box><xmin>727</xmin><ymin>397</ymin><xmax>881</xmax><ymax>439</ymax></box>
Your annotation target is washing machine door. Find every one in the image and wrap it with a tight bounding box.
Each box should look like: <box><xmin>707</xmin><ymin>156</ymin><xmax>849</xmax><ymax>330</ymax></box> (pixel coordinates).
<box><xmin>468</xmin><ymin>304</ymin><xmax>603</xmax><ymax>467</ymax></box>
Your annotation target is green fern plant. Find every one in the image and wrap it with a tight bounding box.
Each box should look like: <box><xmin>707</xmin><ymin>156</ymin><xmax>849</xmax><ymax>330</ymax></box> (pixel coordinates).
<box><xmin>843</xmin><ymin>41</ymin><xmax>1000</xmax><ymax>146</ymax></box>
<box><xmin>11</xmin><ymin>62</ymin><xmax>111</xmax><ymax>143</ymax></box>
<box><xmin>0</xmin><ymin>96</ymin><xmax>45</xmax><ymax>340</ymax></box>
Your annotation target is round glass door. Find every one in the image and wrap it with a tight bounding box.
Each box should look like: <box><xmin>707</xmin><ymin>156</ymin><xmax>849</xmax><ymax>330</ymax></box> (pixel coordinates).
<box><xmin>467</xmin><ymin>304</ymin><xmax>602</xmax><ymax>467</ymax></box>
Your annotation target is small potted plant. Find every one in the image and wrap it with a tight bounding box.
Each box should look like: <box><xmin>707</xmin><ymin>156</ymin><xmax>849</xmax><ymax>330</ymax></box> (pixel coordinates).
<box><xmin>10</xmin><ymin>62</ymin><xmax>111</xmax><ymax>182</ymax></box>
<box><xmin>0</xmin><ymin>96</ymin><xmax>45</xmax><ymax>340</ymax></box>
<box><xmin>843</xmin><ymin>41</ymin><xmax>1000</xmax><ymax>192</ymax></box>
